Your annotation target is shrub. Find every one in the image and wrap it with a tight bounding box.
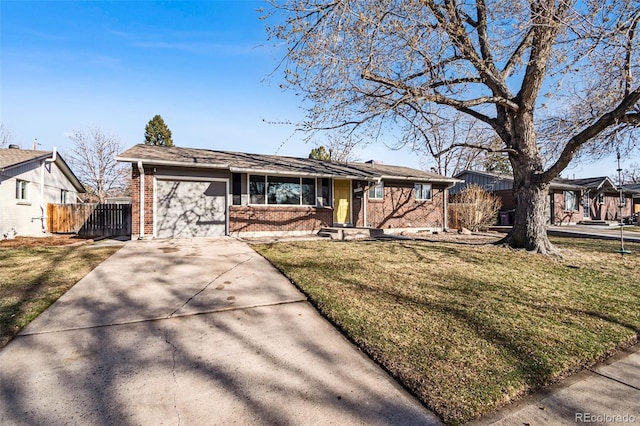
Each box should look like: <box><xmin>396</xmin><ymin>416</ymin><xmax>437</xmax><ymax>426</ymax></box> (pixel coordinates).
<box><xmin>450</xmin><ymin>184</ymin><xmax>502</xmax><ymax>231</ymax></box>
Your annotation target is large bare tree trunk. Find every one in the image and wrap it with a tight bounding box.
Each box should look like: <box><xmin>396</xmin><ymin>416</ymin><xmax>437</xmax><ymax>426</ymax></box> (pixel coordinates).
<box><xmin>498</xmin><ymin>112</ymin><xmax>560</xmax><ymax>255</ymax></box>
<box><xmin>501</xmin><ymin>181</ymin><xmax>560</xmax><ymax>255</ymax></box>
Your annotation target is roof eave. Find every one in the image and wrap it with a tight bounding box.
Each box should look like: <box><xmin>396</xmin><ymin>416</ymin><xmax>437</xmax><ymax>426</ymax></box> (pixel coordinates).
<box><xmin>115</xmin><ymin>156</ymin><xmax>230</xmax><ymax>170</ymax></box>
<box><xmin>380</xmin><ymin>174</ymin><xmax>463</xmax><ymax>184</ymax></box>
<box><xmin>0</xmin><ymin>154</ymin><xmax>52</xmax><ymax>172</ymax></box>
<box><xmin>229</xmin><ymin>166</ymin><xmax>371</xmax><ymax>179</ymax></box>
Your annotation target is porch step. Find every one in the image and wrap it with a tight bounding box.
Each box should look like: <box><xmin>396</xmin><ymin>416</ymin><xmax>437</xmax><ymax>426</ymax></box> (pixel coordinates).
<box><xmin>318</xmin><ymin>227</ymin><xmax>384</xmax><ymax>240</ymax></box>
<box><xmin>577</xmin><ymin>220</ymin><xmax>619</xmax><ymax>226</ymax></box>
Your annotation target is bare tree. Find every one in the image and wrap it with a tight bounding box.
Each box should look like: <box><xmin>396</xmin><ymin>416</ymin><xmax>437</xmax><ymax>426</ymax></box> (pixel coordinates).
<box><xmin>412</xmin><ymin>111</ymin><xmax>491</xmax><ymax>176</ymax></box>
<box><xmin>0</xmin><ymin>123</ymin><xmax>12</xmax><ymax>148</ymax></box>
<box><xmin>66</xmin><ymin>127</ymin><xmax>129</xmax><ymax>203</ymax></box>
<box><xmin>622</xmin><ymin>162</ymin><xmax>640</xmax><ymax>183</ymax></box>
<box><xmin>266</xmin><ymin>0</ymin><xmax>640</xmax><ymax>255</ymax></box>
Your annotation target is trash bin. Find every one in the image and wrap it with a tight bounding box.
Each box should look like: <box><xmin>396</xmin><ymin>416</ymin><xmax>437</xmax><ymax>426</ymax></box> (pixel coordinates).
<box><xmin>500</xmin><ymin>211</ymin><xmax>510</xmax><ymax>226</ymax></box>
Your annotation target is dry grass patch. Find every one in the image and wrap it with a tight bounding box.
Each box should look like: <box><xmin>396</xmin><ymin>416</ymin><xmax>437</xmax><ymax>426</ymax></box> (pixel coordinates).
<box><xmin>254</xmin><ymin>237</ymin><xmax>640</xmax><ymax>424</ymax></box>
<box><xmin>0</xmin><ymin>244</ymin><xmax>121</xmax><ymax>347</ymax></box>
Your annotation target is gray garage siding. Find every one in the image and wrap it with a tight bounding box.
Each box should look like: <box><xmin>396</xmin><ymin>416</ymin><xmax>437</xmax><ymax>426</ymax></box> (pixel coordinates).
<box><xmin>155</xmin><ymin>179</ymin><xmax>228</xmax><ymax>238</ymax></box>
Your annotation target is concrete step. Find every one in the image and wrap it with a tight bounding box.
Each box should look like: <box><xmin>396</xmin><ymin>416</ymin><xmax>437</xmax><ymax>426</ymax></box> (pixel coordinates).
<box><xmin>317</xmin><ymin>227</ymin><xmax>384</xmax><ymax>240</ymax></box>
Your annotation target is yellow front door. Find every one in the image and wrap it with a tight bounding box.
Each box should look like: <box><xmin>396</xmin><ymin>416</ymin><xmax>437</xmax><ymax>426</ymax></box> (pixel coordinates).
<box><xmin>333</xmin><ymin>180</ymin><xmax>351</xmax><ymax>224</ymax></box>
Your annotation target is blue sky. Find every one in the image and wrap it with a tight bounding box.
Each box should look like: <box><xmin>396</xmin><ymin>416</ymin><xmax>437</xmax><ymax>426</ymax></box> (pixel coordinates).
<box><xmin>0</xmin><ymin>0</ymin><xmax>625</xmax><ymax>177</ymax></box>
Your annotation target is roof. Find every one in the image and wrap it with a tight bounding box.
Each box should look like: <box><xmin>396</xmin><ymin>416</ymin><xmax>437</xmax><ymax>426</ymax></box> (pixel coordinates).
<box><xmin>0</xmin><ymin>148</ymin><xmax>85</xmax><ymax>193</ymax></box>
<box><xmin>116</xmin><ymin>144</ymin><xmax>460</xmax><ymax>184</ymax></box>
<box><xmin>555</xmin><ymin>176</ymin><xmax>617</xmax><ymax>191</ymax></box>
<box><xmin>0</xmin><ymin>148</ymin><xmax>52</xmax><ymax>170</ymax></box>
<box><xmin>455</xmin><ymin>169</ymin><xmax>617</xmax><ymax>192</ymax></box>
<box><xmin>350</xmin><ymin>162</ymin><xmax>460</xmax><ymax>183</ymax></box>
<box><xmin>454</xmin><ymin>169</ymin><xmax>513</xmax><ymax>181</ymax></box>
<box><xmin>622</xmin><ymin>183</ymin><xmax>640</xmax><ymax>196</ymax></box>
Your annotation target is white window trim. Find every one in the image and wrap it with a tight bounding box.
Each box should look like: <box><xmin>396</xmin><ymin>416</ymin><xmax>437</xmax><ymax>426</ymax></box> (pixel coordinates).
<box><xmin>368</xmin><ymin>182</ymin><xmax>384</xmax><ymax>200</ymax></box>
<box><xmin>564</xmin><ymin>190</ymin><xmax>579</xmax><ymax>212</ymax></box>
<box><xmin>415</xmin><ymin>183</ymin><xmax>432</xmax><ymax>201</ymax></box>
<box><xmin>16</xmin><ymin>180</ymin><xmax>29</xmax><ymax>201</ymax></box>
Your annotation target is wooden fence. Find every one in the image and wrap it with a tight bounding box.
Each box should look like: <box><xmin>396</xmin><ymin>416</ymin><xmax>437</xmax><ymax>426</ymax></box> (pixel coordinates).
<box><xmin>47</xmin><ymin>203</ymin><xmax>132</xmax><ymax>237</ymax></box>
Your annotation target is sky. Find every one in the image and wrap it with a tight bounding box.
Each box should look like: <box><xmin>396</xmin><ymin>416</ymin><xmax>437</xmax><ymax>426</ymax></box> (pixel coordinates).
<box><xmin>0</xmin><ymin>0</ymin><xmax>631</xmax><ymax>178</ymax></box>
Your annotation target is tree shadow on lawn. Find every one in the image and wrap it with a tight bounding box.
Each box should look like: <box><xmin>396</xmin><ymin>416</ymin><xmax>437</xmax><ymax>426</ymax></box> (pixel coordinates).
<box><xmin>0</xmin><ymin>240</ymin><xmax>437</xmax><ymax>426</ymax></box>
<box><xmin>293</xmin><ymin>268</ymin><xmax>639</xmax><ymax>422</ymax></box>
<box><xmin>0</xmin><ymin>246</ymin><xmax>102</xmax><ymax>348</ymax></box>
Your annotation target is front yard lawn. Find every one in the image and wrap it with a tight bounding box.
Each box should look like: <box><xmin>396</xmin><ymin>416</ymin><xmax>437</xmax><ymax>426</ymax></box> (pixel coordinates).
<box><xmin>254</xmin><ymin>237</ymin><xmax>640</xmax><ymax>424</ymax></box>
<box><xmin>0</xmin><ymin>239</ymin><xmax>121</xmax><ymax>347</ymax></box>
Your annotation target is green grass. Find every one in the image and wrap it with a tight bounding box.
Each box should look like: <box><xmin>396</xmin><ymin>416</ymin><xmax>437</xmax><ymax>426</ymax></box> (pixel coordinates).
<box><xmin>254</xmin><ymin>237</ymin><xmax>640</xmax><ymax>424</ymax></box>
<box><xmin>0</xmin><ymin>245</ymin><xmax>121</xmax><ymax>347</ymax></box>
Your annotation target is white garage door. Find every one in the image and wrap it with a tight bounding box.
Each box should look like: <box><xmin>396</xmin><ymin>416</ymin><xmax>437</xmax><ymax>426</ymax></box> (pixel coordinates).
<box><xmin>156</xmin><ymin>180</ymin><xmax>227</xmax><ymax>238</ymax></box>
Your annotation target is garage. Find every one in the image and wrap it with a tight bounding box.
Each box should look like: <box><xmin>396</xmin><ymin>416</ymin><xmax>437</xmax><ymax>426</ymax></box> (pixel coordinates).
<box><xmin>155</xmin><ymin>179</ymin><xmax>227</xmax><ymax>238</ymax></box>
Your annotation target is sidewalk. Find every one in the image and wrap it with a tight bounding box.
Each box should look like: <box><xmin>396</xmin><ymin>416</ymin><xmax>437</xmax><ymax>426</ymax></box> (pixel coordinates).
<box><xmin>469</xmin><ymin>343</ymin><xmax>640</xmax><ymax>425</ymax></box>
<box><xmin>547</xmin><ymin>224</ymin><xmax>640</xmax><ymax>243</ymax></box>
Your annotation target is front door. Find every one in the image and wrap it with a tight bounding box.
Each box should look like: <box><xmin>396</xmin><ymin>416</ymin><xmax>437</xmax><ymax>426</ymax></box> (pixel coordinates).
<box><xmin>333</xmin><ymin>179</ymin><xmax>351</xmax><ymax>224</ymax></box>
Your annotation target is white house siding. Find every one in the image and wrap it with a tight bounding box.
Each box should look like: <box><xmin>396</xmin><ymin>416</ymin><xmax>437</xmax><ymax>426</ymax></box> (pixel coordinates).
<box><xmin>0</xmin><ymin>160</ymin><xmax>79</xmax><ymax>237</ymax></box>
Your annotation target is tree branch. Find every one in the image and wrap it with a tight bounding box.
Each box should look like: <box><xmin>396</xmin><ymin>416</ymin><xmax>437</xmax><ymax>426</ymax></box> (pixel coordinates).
<box><xmin>542</xmin><ymin>86</ymin><xmax>640</xmax><ymax>182</ymax></box>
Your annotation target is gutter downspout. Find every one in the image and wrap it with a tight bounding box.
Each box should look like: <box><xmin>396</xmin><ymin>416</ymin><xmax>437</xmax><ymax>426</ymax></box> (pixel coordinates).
<box><xmin>39</xmin><ymin>147</ymin><xmax>58</xmax><ymax>233</ymax></box>
<box><xmin>443</xmin><ymin>181</ymin><xmax>457</xmax><ymax>232</ymax></box>
<box><xmin>364</xmin><ymin>178</ymin><xmax>381</xmax><ymax>228</ymax></box>
<box><xmin>137</xmin><ymin>161</ymin><xmax>145</xmax><ymax>239</ymax></box>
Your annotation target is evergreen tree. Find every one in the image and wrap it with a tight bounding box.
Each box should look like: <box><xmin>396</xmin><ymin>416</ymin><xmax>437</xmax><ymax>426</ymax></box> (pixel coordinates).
<box><xmin>144</xmin><ymin>115</ymin><xmax>174</xmax><ymax>147</ymax></box>
<box><xmin>308</xmin><ymin>145</ymin><xmax>331</xmax><ymax>160</ymax></box>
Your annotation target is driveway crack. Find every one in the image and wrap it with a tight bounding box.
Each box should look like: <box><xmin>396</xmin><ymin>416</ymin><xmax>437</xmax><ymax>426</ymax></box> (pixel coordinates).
<box><xmin>164</xmin><ymin>329</ymin><xmax>181</xmax><ymax>426</ymax></box>
<box><xmin>167</xmin><ymin>256</ymin><xmax>253</xmax><ymax>318</ymax></box>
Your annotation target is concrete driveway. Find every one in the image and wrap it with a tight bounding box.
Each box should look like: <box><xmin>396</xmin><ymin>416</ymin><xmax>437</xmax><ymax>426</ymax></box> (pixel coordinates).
<box><xmin>0</xmin><ymin>238</ymin><xmax>440</xmax><ymax>425</ymax></box>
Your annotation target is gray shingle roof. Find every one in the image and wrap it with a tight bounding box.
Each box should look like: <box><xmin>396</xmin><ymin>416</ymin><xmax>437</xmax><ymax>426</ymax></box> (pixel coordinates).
<box><xmin>116</xmin><ymin>144</ymin><xmax>459</xmax><ymax>183</ymax></box>
<box><xmin>455</xmin><ymin>169</ymin><xmax>634</xmax><ymax>193</ymax></box>
<box><xmin>0</xmin><ymin>148</ymin><xmax>52</xmax><ymax>170</ymax></box>
<box><xmin>0</xmin><ymin>148</ymin><xmax>85</xmax><ymax>192</ymax></box>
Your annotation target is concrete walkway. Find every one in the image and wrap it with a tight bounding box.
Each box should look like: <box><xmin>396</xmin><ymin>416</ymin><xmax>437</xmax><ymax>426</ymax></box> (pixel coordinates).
<box><xmin>547</xmin><ymin>224</ymin><xmax>640</xmax><ymax>244</ymax></box>
<box><xmin>470</xmin><ymin>344</ymin><xmax>640</xmax><ymax>425</ymax></box>
<box><xmin>0</xmin><ymin>238</ymin><xmax>439</xmax><ymax>425</ymax></box>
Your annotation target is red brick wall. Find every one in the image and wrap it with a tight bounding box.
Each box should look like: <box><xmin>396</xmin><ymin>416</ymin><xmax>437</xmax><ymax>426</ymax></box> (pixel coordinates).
<box><xmin>229</xmin><ymin>205</ymin><xmax>333</xmax><ymax>233</ymax></box>
<box><xmin>589</xmin><ymin>193</ymin><xmax>632</xmax><ymax>221</ymax></box>
<box><xmin>131</xmin><ymin>165</ymin><xmax>154</xmax><ymax>236</ymax></box>
<box><xmin>551</xmin><ymin>190</ymin><xmax>581</xmax><ymax>225</ymax></box>
<box><xmin>353</xmin><ymin>181</ymin><xmax>445</xmax><ymax>229</ymax></box>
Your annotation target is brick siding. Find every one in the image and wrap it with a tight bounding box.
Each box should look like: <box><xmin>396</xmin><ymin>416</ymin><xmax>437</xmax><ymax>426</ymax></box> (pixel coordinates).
<box><xmin>131</xmin><ymin>164</ymin><xmax>154</xmax><ymax>236</ymax></box>
<box><xmin>353</xmin><ymin>181</ymin><xmax>446</xmax><ymax>229</ymax></box>
<box><xmin>229</xmin><ymin>205</ymin><xmax>333</xmax><ymax>233</ymax></box>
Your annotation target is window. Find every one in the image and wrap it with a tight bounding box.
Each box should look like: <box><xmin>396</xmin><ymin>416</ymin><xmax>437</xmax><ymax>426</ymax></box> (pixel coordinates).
<box><xmin>564</xmin><ymin>190</ymin><xmax>578</xmax><ymax>211</ymax></box>
<box><xmin>16</xmin><ymin>180</ymin><xmax>29</xmax><ymax>200</ymax></box>
<box><xmin>268</xmin><ymin>176</ymin><xmax>300</xmax><ymax>205</ymax></box>
<box><xmin>249</xmin><ymin>175</ymin><xmax>266</xmax><ymax>204</ymax></box>
<box><xmin>583</xmin><ymin>194</ymin><xmax>590</xmax><ymax>218</ymax></box>
<box><xmin>597</xmin><ymin>193</ymin><xmax>605</xmax><ymax>204</ymax></box>
<box><xmin>61</xmin><ymin>190</ymin><xmax>70</xmax><ymax>204</ymax></box>
<box><xmin>368</xmin><ymin>182</ymin><xmax>383</xmax><ymax>199</ymax></box>
<box><xmin>301</xmin><ymin>178</ymin><xmax>316</xmax><ymax>206</ymax></box>
<box><xmin>415</xmin><ymin>183</ymin><xmax>432</xmax><ymax>200</ymax></box>
<box><xmin>249</xmin><ymin>175</ymin><xmax>317</xmax><ymax>206</ymax></box>
<box><xmin>232</xmin><ymin>173</ymin><xmax>242</xmax><ymax>205</ymax></box>
<box><xmin>320</xmin><ymin>178</ymin><xmax>330</xmax><ymax>206</ymax></box>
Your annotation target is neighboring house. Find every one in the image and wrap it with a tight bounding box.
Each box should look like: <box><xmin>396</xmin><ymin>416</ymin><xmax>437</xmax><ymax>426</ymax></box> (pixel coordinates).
<box><xmin>0</xmin><ymin>146</ymin><xmax>85</xmax><ymax>237</ymax></box>
<box><xmin>452</xmin><ymin>170</ymin><xmax>637</xmax><ymax>225</ymax></box>
<box><xmin>622</xmin><ymin>183</ymin><xmax>640</xmax><ymax>216</ymax></box>
<box><xmin>115</xmin><ymin>144</ymin><xmax>460</xmax><ymax>239</ymax></box>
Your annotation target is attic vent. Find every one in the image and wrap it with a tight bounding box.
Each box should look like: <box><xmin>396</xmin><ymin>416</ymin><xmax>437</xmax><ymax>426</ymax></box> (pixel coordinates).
<box><xmin>8</xmin><ymin>144</ymin><xmax>20</xmax><ymax>149</ymax></box>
